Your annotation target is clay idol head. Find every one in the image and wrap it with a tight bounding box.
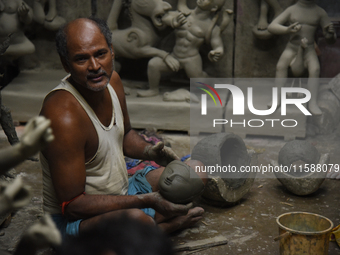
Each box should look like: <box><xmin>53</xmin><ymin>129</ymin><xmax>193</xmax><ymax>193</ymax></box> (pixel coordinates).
<box><xmin>159</xmin><ymin>160</ymin><xmax>205</xmax><ymax>204</ymax></box>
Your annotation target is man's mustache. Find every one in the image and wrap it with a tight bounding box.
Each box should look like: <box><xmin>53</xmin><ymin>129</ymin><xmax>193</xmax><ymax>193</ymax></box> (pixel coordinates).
<box><xmin>87</xmin><ymin>69</ymin><xmax>108</xmax><ymax>79</ymax></box>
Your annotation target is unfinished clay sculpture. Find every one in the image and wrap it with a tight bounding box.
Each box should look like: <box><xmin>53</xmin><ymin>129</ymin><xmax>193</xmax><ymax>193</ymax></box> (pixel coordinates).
<box><xmin>13</xmin><ymin>215</ymin><xmax>62</xmax><ymax>255</ymax></box>
<box><xmin>0</xmin><ymin>0</ymin><xmax>35</xmax><ymax>59</ymax></box>
<box><xmin>137</xmin><ymin>0</ymin><xmax>233</xmax><ymax>97</ymax></box>
<box><xmin>107</xmin><ymin>0</ymin><xmax>186</xmax><ymax>67</ymax></box>
<box><xmin>253</xmin><ymin>0</ymin><xmax>282</xmax><ymax>39</ymax></box>
<box><xmin>0</xmin><ymin>116</ymin><xmax>54</xmax><ymax>174</ymax></box>
<box><xmin>191</xmin><ymin>133</ymin><xmax>256</xmax><ymax>206</ymax></box>
<box><xmin>0</xmin><ymin>177</ymin><xmax>31</xmax><ymax>215</ymax></box>
<box><xmin>159</xmin><ymin>160</ymin><xmax>206</xmax><ymax>204</ymax></box>
<box><xmin>33</xmin><ymin>0</ymin><xmax>66</xmax><ymax>31</ymax></box>
<box><xmin>273</xmin><ymin>140</ymin><xmax>328</xmax><ymax>195</ymax></box>
<box><xmin>268</xmin><ymin>0</ymin><xmax>336</xmax><ymax>115</ymax></box>
<box><xmin>163</xmin><ymin>88</ymin><xmax>199</xmax><ymax>103</ymax></box>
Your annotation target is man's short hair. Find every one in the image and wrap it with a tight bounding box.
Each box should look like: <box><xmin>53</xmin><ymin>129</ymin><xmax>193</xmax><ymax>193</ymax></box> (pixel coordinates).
<box><xmin>55</xmin><ymin>17</ymin><xmax>112</xmax><ymax>63</ymax></box>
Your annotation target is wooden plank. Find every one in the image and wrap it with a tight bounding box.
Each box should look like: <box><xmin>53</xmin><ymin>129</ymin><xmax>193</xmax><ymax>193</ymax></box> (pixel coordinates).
<box><xmin>173</xmin><ymin>235</ymin><xmax>228</xmax><ymax>252</ymax></box>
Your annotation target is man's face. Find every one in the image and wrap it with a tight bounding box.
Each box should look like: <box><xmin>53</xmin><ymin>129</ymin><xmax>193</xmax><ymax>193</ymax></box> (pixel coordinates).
<box><xmin>64</xmin><ymin>20</ymin><xmax>114</xmax><ymax>92</ymax></box>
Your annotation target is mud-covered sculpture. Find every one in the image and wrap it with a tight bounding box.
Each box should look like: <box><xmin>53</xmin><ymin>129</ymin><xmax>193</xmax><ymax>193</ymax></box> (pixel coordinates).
<box><xmin>13</xmin><ymin>215</ymin><xmax>61</xmax><ymax>255</ymax></box>
<box><xmin>273</xmin><ymin>140</ymin><xmax>328</xmax><ymax>195</ymax></box>
<box><xmin>0</xmin><ymin>116</ymin><xmax>53</xmax><ymax>219</ymax></box>
<box><xmin>191</xmin><ymin>133</ymin><xmax>256</xmax><ymax>206</ymax></box>
<box><xmin>0</xmin><ymin>0</ymin><xmax>35</xmax><ymax>59</ymax></box>
<box><xmin>137</xmin><ymin>0</ymin><xmax>233</xmax><ymax>97</ymax></box>
<box><xmin>253</xmin><ymin>0</ymin><xmax>282</xmax><ymax>39</ymax></box>
<box><xmin>33</xmin><ymin>0</ymin><xmax>66</xmax><ymax>31</ymax></box>
<box><xmin>0</xmin><ymin>116</ymin><xmax>54</xmax><ymax>174</ymax></box>
<box><xmin>158</xmin><ymin>160</ymin><xmax>206</xmax><ymax>204</ymax></box>
<box><xmin>107</xmin><ymin>0</ymin><xmax>186</xmax><ymax>68</ymax></box>
<box><xmin>0</xmin><ymin>177</ymin><xmax>31</xmax><ymax>215</ymax></box>
<box><xmin>268</xmin><ymin>0</ymin><xmax>337</xmax><ymax>115</ymax></box>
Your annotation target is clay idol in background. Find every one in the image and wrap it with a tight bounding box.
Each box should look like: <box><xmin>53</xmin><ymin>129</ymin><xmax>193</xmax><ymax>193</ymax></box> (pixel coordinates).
<box><xmin>33</xmin><ymin>0</ymin><xmax>66</xmax><ymax>31</ymax></box>
<box><xmin>268</xmin><ymin>0</ymin><xmax>336</xmax><ymax>115</ymax></box>
<box><xmin>159</xmin><ymin>160</ymin><xmax>207</xmax><ymax>204</ymax></box>
<box><xmin>0</xmin><ymin>0</ymin><xmax>35</xmax><ymax>59</ymax></box>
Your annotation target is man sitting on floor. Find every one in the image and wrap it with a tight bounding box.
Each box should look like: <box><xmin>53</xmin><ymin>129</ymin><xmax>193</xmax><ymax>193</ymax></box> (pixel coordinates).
<box><xmin>39</xmin><ymin>17</ymin><xmax>204</xmax><ymax>239</ymax></box>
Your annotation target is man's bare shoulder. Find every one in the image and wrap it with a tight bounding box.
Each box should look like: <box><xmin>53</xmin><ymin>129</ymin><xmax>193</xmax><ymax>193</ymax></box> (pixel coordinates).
<box><xmin>109</xmin><ymin>71</ymin><xmax>126</xmax><ymax>102</ymax></box>
<box><xmin>40</xmin><ymin>89</ymin><xmax>88</xmax><ymax>131</ymax></box>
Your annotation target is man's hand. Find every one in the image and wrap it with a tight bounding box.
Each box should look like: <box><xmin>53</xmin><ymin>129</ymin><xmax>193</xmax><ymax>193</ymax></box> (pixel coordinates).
<box><xmin>149</xmin><ymin>192</ymin><xmax>192</xmax><ymax>218</ymax></box>
<box><xmin>20</xmin><ymin>116</ymin><xmax>54</xmax><ymax>159</ymax></box>
<box><xmin>144</xmin><ymin>142</ymin><xmax>179</xmax><ymax>166</ymax></box>
<box><xmin>164</xmin><ymin>54</ymin><xmax>181</xmax><ymax>72</ymax></box>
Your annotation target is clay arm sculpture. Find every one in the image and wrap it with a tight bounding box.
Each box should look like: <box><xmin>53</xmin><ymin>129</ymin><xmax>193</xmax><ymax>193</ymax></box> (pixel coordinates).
<box><xmin>161</xmin><ymin>11</ymin><xmax>187</xmax><ymax>29</ymax></box>
<box><xmin>219</xmin><ymin>9</ymin><xmax>233</xmax><ymax>33</ymax></box>
<box><xmin>0</xmin><ymin>116</ymin><xmax>54</xmax><ymax>174</ymax></box>
<box><xmin>318</xmin><ymin>7</ymin><xmax>336</xmax><ymax>44</ymax></box>
<box><xmin>323</xmin><ymin>23</ymin><xmax>336</xmax><ymax>44</ymax></box>
<box><xmin>17</xmin><ymin>2</ymin><xmax>33</xmax><ymax>25</ymax></box>
<box><xmin>0</xmin><ymin>177</ymin><xmax>31</xmax><ymax>215</ymax></box>
<box><xmin>177</xmin><ymin>0</ymin><xmax>191</xmax><ymax>16</ymax></box>
<box><xmin>133</xmin><ymin>43</ymin><xmax>180</xmax><ymax>72</ymax></box>
<box><xmin>208</xmin><ymin>26</ymin><xmax>224</xmax><ymax>62</ymax></box>
<box><xmin>268</xmin><ymin>8</ymin><xmax>301</xmax><ymax>35</ymax></box>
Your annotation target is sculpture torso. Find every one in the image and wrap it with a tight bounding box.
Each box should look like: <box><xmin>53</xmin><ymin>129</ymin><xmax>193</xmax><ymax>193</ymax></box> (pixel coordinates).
<box><xmin>173</xmin><ymin>11</ymin><xmax>210</xmax><ymax>58</ymax></box>
<box><xmin>288</xmin><ymin>2</ymin><xmax>326</xmax><ymax>45</ymax></box>
<box><xmin>0</xmin><ymin>0</ymin><xmax>22</xmax><ymax>39</ymax></box>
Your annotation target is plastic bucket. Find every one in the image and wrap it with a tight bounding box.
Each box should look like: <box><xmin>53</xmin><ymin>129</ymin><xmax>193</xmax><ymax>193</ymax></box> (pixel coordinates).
<box><xmin>275</xmin><ymin>212</ymin><xmax>333</xmax><ymax>255</ymax></box>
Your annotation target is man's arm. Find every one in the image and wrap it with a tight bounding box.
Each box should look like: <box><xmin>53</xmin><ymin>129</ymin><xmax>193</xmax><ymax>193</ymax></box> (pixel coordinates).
<box><xmin>111</xmin><ymin>71</ymin><xmax>179</xmax><ymax>165</ymax></box>
<box><xmin>40</xmin><ymin>75</ymin><xmax>185</xmax><ymax>220</ymax></box>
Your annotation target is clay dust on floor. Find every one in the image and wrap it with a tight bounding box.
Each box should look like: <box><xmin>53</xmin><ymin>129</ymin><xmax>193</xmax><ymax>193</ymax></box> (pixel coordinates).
<box><xmin>0</xmin><ymin>129</ymin><xmax>340</xmax><ymax>255</ymax></box>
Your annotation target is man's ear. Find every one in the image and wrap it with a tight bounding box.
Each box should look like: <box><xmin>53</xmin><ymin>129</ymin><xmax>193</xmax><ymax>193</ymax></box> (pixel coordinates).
<box><xmin>60</xmin><ymin>56</ymin><xmax>70</xmax><ymax>73</ymax></box>
<box><xmin>110</xmin><ymin>44</ymin><xmax>115</xmax><ymax>59</ymax></box>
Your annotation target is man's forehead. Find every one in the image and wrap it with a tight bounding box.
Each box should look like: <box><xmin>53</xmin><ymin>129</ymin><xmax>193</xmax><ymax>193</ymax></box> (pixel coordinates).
<box><xmin>65</xmin><ymin>19</ymin><xmax>107</xmax><ymax>49</ymax></box>
<box><xmin>66</xmin><ymin>18</ymin><xmax>99</xmax><ymax>36</ymax></box>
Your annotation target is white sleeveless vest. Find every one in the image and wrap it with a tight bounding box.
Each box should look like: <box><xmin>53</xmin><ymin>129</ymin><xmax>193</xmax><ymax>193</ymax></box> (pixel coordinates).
<box><xmin>41</xmin><ymin>76</ymin><xmax>129</xmax><ymax>214</ymax></box>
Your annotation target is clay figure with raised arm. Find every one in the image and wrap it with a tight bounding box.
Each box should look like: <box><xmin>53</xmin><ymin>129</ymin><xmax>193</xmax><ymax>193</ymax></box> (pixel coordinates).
<box><xmin>107</xmin><ymin>0</ymin><xmax>187</xmax><ymax>66</ymax></box>
<box><xmin>137</xmin><ymin>0</ymin><xmax>233</xmax><ymax>97</ymax></box>
<box><xmin>268</xmin><ymin>0</ymin><xmax>336</xmax><ymax>115</ymax></box>
<box><xmin>0</xmin><ymin>0</ymin><xmax>35</xmax><ymax>59</ymax></box>
<box><xmin>39</xmin><ymin>17</ymin><xmax>205</xmax><ymax>238</ymax></box>
<box><xmin>0</xmin><ymin>116</ymin><xmax>53</xmax><ymax>174</ymax></box>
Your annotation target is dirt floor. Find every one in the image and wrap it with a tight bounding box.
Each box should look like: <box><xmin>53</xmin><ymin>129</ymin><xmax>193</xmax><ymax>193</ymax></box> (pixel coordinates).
<box><xmin>0</xmin><ymin>126</ymin><xmax>339</xmax><ymax>255</ymax></box>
